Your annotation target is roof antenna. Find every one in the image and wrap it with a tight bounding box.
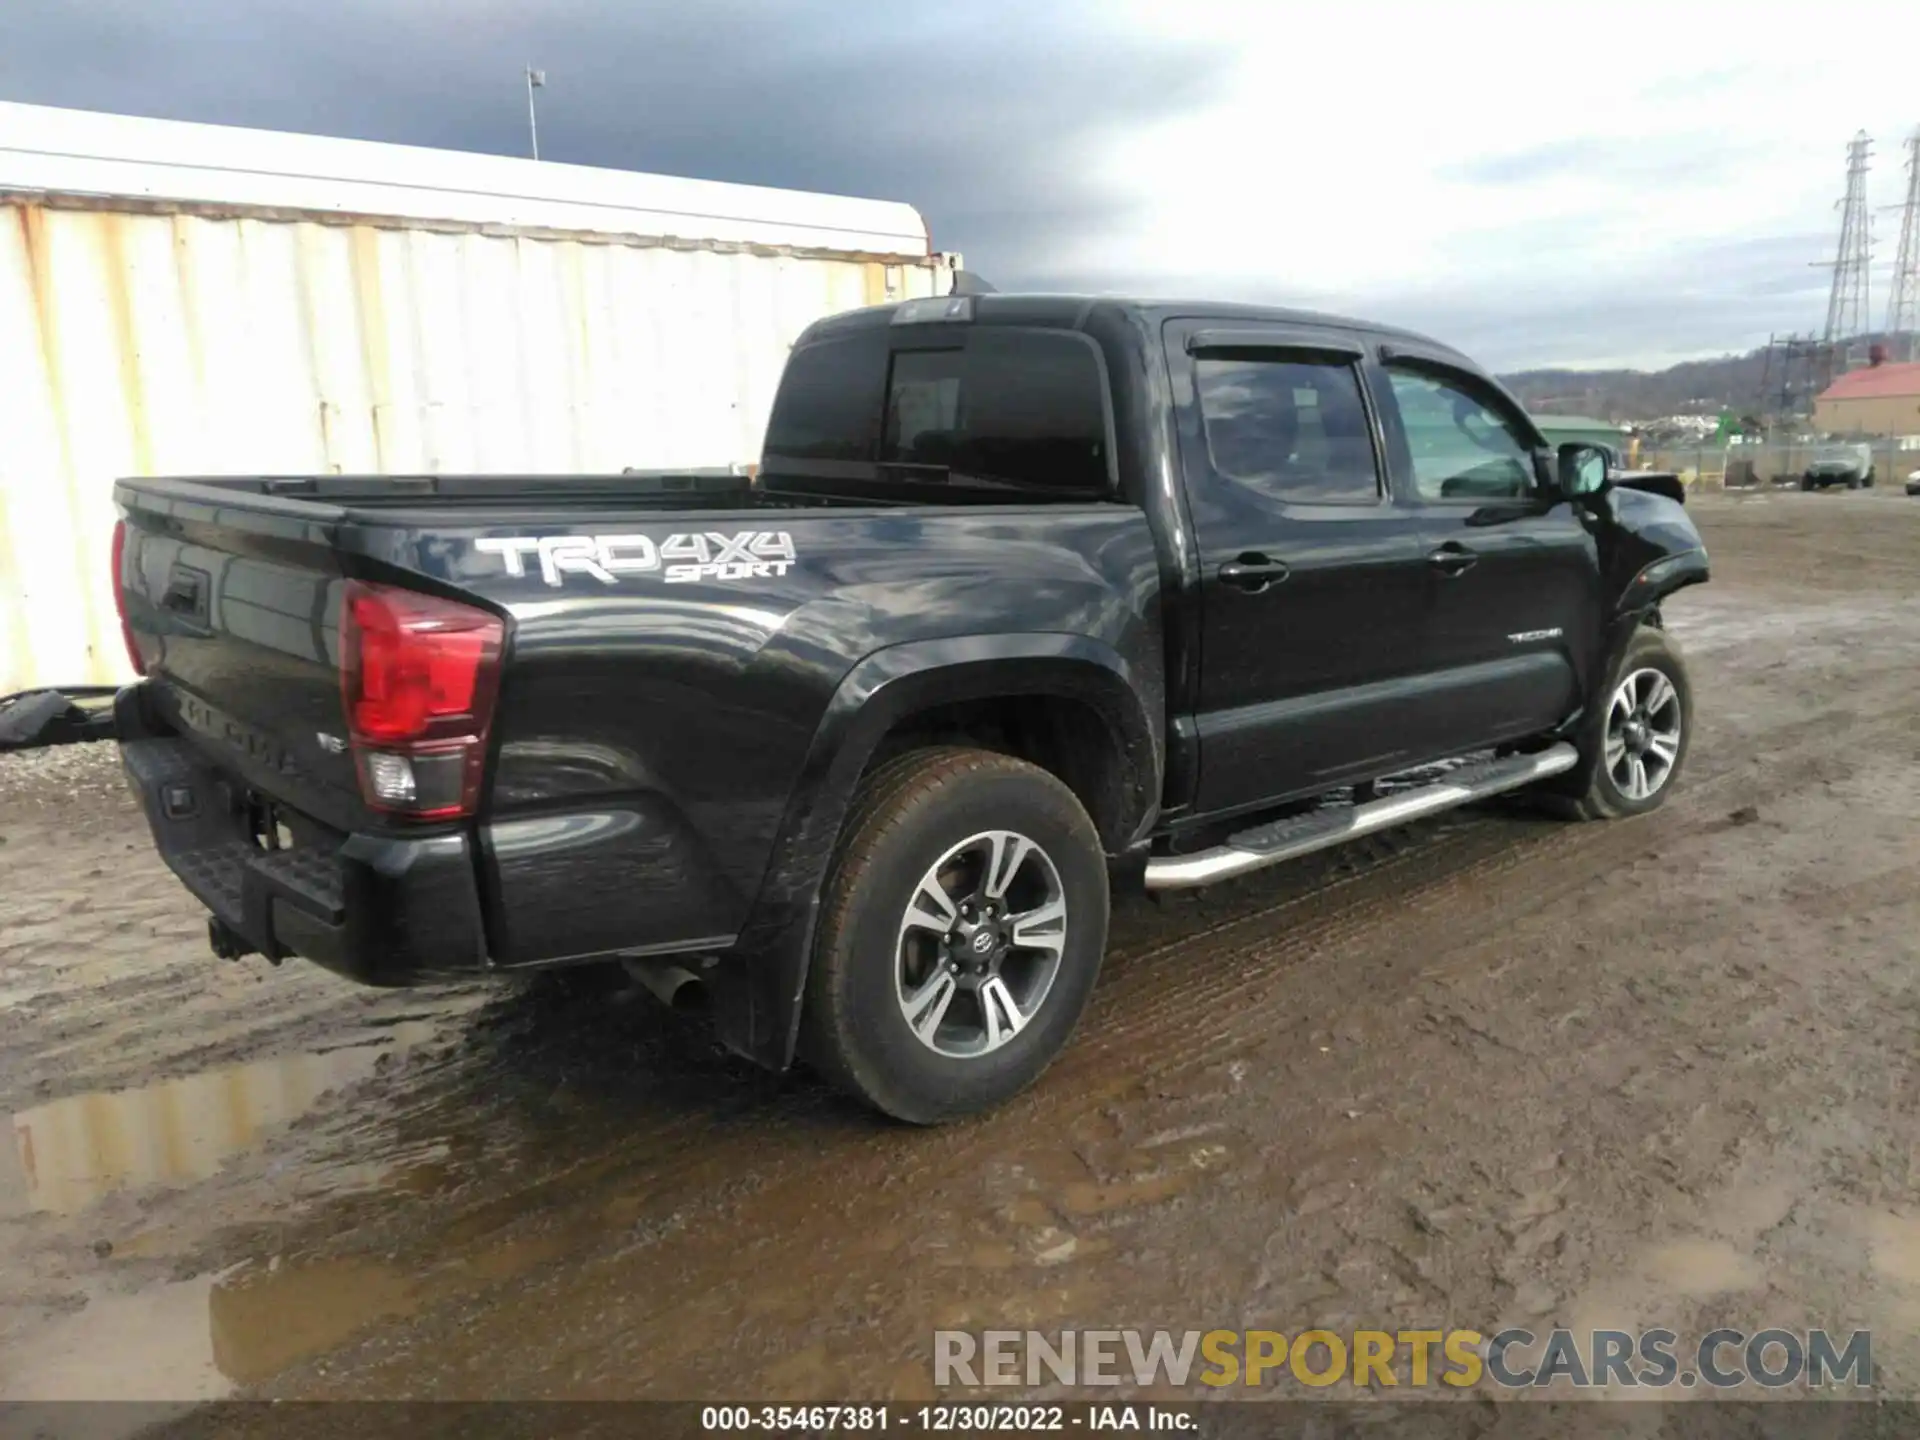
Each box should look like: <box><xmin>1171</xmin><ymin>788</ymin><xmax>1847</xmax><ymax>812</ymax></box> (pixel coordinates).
<box><xmin>950</xmin><ymin>270</ymin><xmax>998</xmax><ymax>296</ymax></box>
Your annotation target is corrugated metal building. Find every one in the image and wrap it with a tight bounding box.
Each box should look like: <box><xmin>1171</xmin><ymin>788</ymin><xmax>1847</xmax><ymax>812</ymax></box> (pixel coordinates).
<box><xmin>0</xmin><ymin>103</ymin><xmax>951</xmax><ymax>692</ymax></box>
<box><xmin>1812</xmin><ymin>360</ymin><xmax>1920</xmax><ymax>437</ymax></box>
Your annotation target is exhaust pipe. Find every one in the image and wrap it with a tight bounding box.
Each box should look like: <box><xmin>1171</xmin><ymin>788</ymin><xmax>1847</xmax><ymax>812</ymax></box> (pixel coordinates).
<box><xmin>622</xmin><ymin>958</ymin><xmax>706</xmax><ymax>1012</ymax></box>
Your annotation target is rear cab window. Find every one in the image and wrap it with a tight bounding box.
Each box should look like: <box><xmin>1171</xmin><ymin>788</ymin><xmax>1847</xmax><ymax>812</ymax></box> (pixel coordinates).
<box><xmin>763</xmin><ymin>324</ymin><xmax>1114</xmax><ymax>500</ymax></box>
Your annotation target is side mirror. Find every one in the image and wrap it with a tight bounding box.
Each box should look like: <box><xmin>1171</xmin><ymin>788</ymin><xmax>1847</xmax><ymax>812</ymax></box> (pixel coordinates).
<box><xmin>1557</xmin><ymin>443</ymin><xmax>1610</xmax><ymax>497</ymax></box>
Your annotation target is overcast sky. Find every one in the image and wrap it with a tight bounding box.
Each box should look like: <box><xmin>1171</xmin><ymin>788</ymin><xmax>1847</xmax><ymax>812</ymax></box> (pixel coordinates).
<box><xmin>5</xmin><ymin>0</ymin><xmax>1919</xmax><ymax>370</ymax></box>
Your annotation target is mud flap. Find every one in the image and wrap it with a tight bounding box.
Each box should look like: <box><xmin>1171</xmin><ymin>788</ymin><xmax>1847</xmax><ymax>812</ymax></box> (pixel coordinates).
<box><xmin>708</xmin><ymin>896</ymin><xmax>820</xmax><ymax>1071</ymax></box>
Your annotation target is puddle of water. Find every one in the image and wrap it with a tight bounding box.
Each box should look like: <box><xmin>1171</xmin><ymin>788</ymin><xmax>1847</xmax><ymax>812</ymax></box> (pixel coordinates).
<box><xmin>0</xmin><ymin>1272</ymin><xmax>232</xmax><ymax>1401</ymax></box>
<box><xmin>196</xmin><ymin>1215</ymin><xmax>576</xmax><ymax>1385</ymax></box>
<box><xmin>209</xmin><ymin>1255</ymin><xmax>420</xmax><ymax>1385</ymax></box>
<box><xmin>1</xmin><ymin>1025</ymin><xmax>436</xmax><ymax>1217</ymax></box>
<box><xmin>1055</xmin><ymin>1170</ymin><xmax>1193</xmax><ymax>1216</ymax></box>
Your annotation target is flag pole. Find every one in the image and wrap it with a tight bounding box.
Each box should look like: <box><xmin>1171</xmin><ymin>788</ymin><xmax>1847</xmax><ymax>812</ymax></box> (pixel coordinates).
<box><xmin>525</xmin><ymin>66</ymin><xmax>545</xmax><ymax>160</ymax></box>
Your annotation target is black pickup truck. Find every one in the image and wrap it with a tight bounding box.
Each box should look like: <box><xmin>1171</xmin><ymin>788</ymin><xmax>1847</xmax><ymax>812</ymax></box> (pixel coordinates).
<box><xmin>68</xmin><ymin>293</ymin><xmax>1709</xmax><ymax>1122</ymax></box>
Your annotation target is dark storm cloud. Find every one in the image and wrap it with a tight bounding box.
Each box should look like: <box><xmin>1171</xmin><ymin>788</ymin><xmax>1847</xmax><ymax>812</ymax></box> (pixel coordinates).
<box><xmin>0</xmin><ymin>2</ymin><xmax>1845</xmax><ymax>367</ymax></box>
<box><xmin>0</xmin><ymin>0</ymin><xmax>1233</xmax><ymax>290</ymax></box>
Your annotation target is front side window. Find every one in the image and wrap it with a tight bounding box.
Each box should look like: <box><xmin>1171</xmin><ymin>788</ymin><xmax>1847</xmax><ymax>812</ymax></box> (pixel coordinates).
<box><xmin>1385</xmin><ymin>368</ymin><xmax>1534</xmax><ymax>500</ymax></box>
<box><xmin>1193</xmin><ymin>355</ymin><xmax>1380</xmax><ymax>501</ymax></box>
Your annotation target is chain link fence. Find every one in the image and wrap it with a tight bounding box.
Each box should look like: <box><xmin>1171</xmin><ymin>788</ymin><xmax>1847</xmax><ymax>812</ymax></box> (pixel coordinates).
<box><xmin>1638</xmin><ymin>440</ymin><xmax>1918</xmax><ymax>489</ymax></box>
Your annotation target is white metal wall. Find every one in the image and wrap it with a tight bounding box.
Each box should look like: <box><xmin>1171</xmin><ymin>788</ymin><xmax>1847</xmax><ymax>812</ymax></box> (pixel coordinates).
<box><xmin>0</xmin><ymin>203</ymin><xmax>941</xmax><ymax>691</ymax></box>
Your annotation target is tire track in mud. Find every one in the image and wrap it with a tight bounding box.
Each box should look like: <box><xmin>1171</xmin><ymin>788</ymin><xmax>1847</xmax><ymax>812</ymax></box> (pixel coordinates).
<box><xmin>1067</xmin><ymin>681</ymin><xmax>1911</xmax><ymax>1078</ymax></box>
<box><xmin>11</xmin><ymin>540</ymin><xmax>1916</xmax><ymax>1396</ymax></box>
<box><xmin>242</xmin><ymin>619</ymin><xmax>1920</xmax><ymax>1397</ymax></box>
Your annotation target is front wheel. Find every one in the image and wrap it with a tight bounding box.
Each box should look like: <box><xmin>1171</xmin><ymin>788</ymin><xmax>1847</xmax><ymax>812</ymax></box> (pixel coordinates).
<box><xmin>801</xmin><ymin>747</ymin><xmax>1109</xmax><ymax>1124</ymax></box>
<box><xmin>1542</xmin><ymin>626</ymin><xmax>1694</xmax><ymax>821</ymax></box>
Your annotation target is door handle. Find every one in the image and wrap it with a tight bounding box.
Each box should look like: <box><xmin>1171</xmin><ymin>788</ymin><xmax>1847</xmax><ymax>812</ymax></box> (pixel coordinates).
<box><xmin>1218</xmin><ymin>553</ymin><xmax>1290</xmax><ymax>592</ymax></box>
<box><xmin>1427</xmin><ymin>543</ymin><xmax>1478</xmax><ymax>577</ymax></box>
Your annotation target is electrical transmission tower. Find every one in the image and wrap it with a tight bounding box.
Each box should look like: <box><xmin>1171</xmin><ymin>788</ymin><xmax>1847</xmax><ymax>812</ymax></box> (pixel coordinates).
<box><xmin>1756</xmin><ymin>332</ymin><xmax>1831</xmax><ymax>424</ymax></box>
<box><xmin>1818</xmin><ymin>130</ymin><xmax>1874</xmax><ymax>386</ymax></box>
<box><xmin>1886</xmin><ymin>129</ymin><xmax>1920</xmax><ymax>364</ymax></box>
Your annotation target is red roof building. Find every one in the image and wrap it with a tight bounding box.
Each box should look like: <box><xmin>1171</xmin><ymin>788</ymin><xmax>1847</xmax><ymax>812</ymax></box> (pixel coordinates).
<box><xmin>1813</xmin><ymin>360</ymin><xmax>1920</xmax><ymax>435</ymax></box>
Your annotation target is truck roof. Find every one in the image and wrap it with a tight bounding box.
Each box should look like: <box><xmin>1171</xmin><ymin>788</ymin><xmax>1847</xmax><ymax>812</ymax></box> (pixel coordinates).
<box><xmin>804</xmin><ymin>293</ymin><xmax>1475</xmax><ymax>366</ymax></box>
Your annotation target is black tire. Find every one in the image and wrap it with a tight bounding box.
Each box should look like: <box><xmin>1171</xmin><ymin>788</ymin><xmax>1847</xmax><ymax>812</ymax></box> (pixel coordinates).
<box><xmin>1800</xmin><ymin>475</ymin><xmax>1816</xmax><ymax>492</ymax></box>
<box><xmin>800</xmin><ymin>746</ymin><xmax>1109</xmax><ymax>1124</ymax></box>
<box><xmin>1846</xmin><ymin>473</ymin><xmax>1862</xmax><ymax>490</ymax></box>
<box><xmin>1541</xmin><ymin>626</ymin><xmax>1694</xmax><ymax>821</ymax></box>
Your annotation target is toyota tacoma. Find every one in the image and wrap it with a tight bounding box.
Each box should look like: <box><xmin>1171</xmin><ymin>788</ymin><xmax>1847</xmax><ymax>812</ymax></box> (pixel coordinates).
<box><xmin>46</xmin><ymin>293</ymin><xmax>1710</xmax><ymax>1121</ymax></box>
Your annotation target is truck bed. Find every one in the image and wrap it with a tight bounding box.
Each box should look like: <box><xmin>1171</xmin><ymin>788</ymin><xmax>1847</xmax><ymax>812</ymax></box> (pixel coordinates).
<box><xmin>112</xmin><ymin>468</ymin><xmax>1164</xmax><ymax>999</ymax></box>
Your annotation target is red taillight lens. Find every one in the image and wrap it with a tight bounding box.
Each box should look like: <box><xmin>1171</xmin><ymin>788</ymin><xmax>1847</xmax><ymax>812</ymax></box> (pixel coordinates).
<box><xmin>110</xmin><ymin>519</ymin><xmax>146</xmax><ymax>676</ymax></box>
<box><xmin>339</xmin><ymin>581</ymin><xmax>503</xmax><ymax>819</ymax></box>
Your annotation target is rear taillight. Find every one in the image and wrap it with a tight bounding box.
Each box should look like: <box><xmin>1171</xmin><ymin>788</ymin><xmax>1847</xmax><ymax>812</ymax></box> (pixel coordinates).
<box><xmin>339</xmin><ymin>581</ymin><xmax>504</xmax><ymax>820</ymax></box>
<box><xmin>110</xmin><ymin>519</ymin><xmax>146</xmax><ymax>676</ymax></box>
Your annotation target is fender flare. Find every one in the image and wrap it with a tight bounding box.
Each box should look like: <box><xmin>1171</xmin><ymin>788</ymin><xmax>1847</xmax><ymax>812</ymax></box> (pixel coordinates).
<box><xmin>709</xmin><ymin>632</ymin><xmax>1162</xmax><ymax>1070</ymax></box>
<box><xmin>1597</xmin><ymin>547</ymin><xmax>1709</xmax><ymax>680</ymax></box>
<box><xmin>1613</xmin><ymin>547</ymin><xmax>1709</xmax><ymax>623</ymax></box>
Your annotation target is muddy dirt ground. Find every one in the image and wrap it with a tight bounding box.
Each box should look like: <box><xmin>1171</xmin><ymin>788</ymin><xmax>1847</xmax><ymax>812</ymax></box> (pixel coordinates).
<box><xmin>1</xmin><ymin>491</ymin><xmax>1915</xmax><ymax>1409</ymax></box>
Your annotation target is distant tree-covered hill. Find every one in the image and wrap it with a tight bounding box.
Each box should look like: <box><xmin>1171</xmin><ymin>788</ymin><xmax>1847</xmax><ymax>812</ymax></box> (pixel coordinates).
<box><xmin>1499</xmin><ymin>334</ymin><xmax>1905</xmax><ymax>424</ymax></box>
<box><xmin>1499</xmin><ymin>349</ymin><xmax>1771</xmax><ymax>423</ymax></box>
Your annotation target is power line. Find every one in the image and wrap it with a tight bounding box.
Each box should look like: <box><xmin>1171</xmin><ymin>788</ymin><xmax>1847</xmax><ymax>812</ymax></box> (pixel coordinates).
<box><xmin>1886</xmin><ymin>129</ymin><xmax>1920</xmax><ymax>364</ymax></box>
<box><xmin>1755</xmin><ymin>331</ymin><xmax>1830</xmax><ymax>424</ymax></box>
<box><xmin>1815</xmin><ymin>130</ymin><xmax>1874</xmax><ymax>387</ymax></box>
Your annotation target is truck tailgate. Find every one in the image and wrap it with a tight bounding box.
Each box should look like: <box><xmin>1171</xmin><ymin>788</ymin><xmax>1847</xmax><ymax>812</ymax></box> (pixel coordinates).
<box><xmin>118</xmin><ymin>482</ymin><xmax>385</xmax><ymax>834</ymax></box>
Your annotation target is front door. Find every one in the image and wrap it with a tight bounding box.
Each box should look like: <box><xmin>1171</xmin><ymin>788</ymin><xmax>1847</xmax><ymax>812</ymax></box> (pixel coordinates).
<box><xmin>1170</xmin><ymin>322</ymin><xmax>1434</xmax><ymax>817</ymax></box>
<box><xmin>1373</xmin><ymin>359</ymin><xmax>1602</xmax><ymax>757</ymax></box>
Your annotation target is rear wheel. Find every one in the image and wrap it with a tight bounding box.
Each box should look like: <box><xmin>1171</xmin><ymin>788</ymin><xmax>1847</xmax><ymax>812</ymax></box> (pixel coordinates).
<box><xmin>801</xmin><ymin>747</ymin><xmax>1109</xmax><ymax>1123</ymax></box>
<box><xmin>1542</xmin><ymin>626</ymin><xmax>1693</xmax><ymax>821</ymax></box>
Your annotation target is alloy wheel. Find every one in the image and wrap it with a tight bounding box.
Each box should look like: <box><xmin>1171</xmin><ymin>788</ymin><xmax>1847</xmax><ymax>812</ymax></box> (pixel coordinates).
<box><xmin>894</xmin><ymin>829</ymin><xmax>1068</xmax><ymax>1058</ymax></box>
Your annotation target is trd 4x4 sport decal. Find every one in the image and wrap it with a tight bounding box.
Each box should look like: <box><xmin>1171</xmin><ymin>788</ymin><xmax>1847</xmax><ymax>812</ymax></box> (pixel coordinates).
<box><xmin>475</xmin><ymin>531</ymin><xmax>797</xmax><ymax>586</ymax></box>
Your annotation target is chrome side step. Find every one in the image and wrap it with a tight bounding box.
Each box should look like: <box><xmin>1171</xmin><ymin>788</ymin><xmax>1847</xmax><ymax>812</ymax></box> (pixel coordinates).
<box><xmin>1142</xmin><ymin>742</ymin><xmax>1581</xmax><ymax>892</ymax></box>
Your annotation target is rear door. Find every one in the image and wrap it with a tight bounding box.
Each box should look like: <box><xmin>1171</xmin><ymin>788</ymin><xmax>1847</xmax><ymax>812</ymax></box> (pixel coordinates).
<box><xmin>1371</xmin><ymin>354</ymin><xmax>1603</xmax><ymax>756</ymax></box>
<box><xmin>1168</xmin><ymin>321</ymin><xmax>1433</xmax><ymax>816</ymax></box>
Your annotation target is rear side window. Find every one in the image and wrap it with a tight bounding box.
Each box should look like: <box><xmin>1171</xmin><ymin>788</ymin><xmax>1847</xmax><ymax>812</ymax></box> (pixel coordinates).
<box><xmin>763</xmin><ymin>329</ymin><xmax>889</xmax><ymax>473</ymax></box>
<box><xmin>1193</xmin><ymin>354</ymin><xmax>1380</xmax><ymax>501</ymax></box>
<box><xmin>884</xmin><ymin>329</ymin><xmax>1112</xmax><ymax>496</ymax></box>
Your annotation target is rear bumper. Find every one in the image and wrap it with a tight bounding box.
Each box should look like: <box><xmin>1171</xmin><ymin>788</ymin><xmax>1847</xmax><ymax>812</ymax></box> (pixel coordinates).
<box><xmin>123</xmin><ymin>736</ymin><xmax>489</xmax><ymax>984</ymax></box>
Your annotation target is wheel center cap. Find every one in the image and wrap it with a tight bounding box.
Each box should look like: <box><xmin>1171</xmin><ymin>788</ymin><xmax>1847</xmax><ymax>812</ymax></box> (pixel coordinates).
<box><xmin>951</xmin><ymin>908</ymin><xmax>1007</xmax><ymax>973</ymax></box>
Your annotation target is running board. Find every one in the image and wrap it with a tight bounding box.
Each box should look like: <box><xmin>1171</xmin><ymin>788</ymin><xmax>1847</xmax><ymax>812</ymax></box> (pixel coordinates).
<box><xmin>1143</xmin><ymin>743</ymin><xmax>1581</xmax><ymax>892</ymax></box>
